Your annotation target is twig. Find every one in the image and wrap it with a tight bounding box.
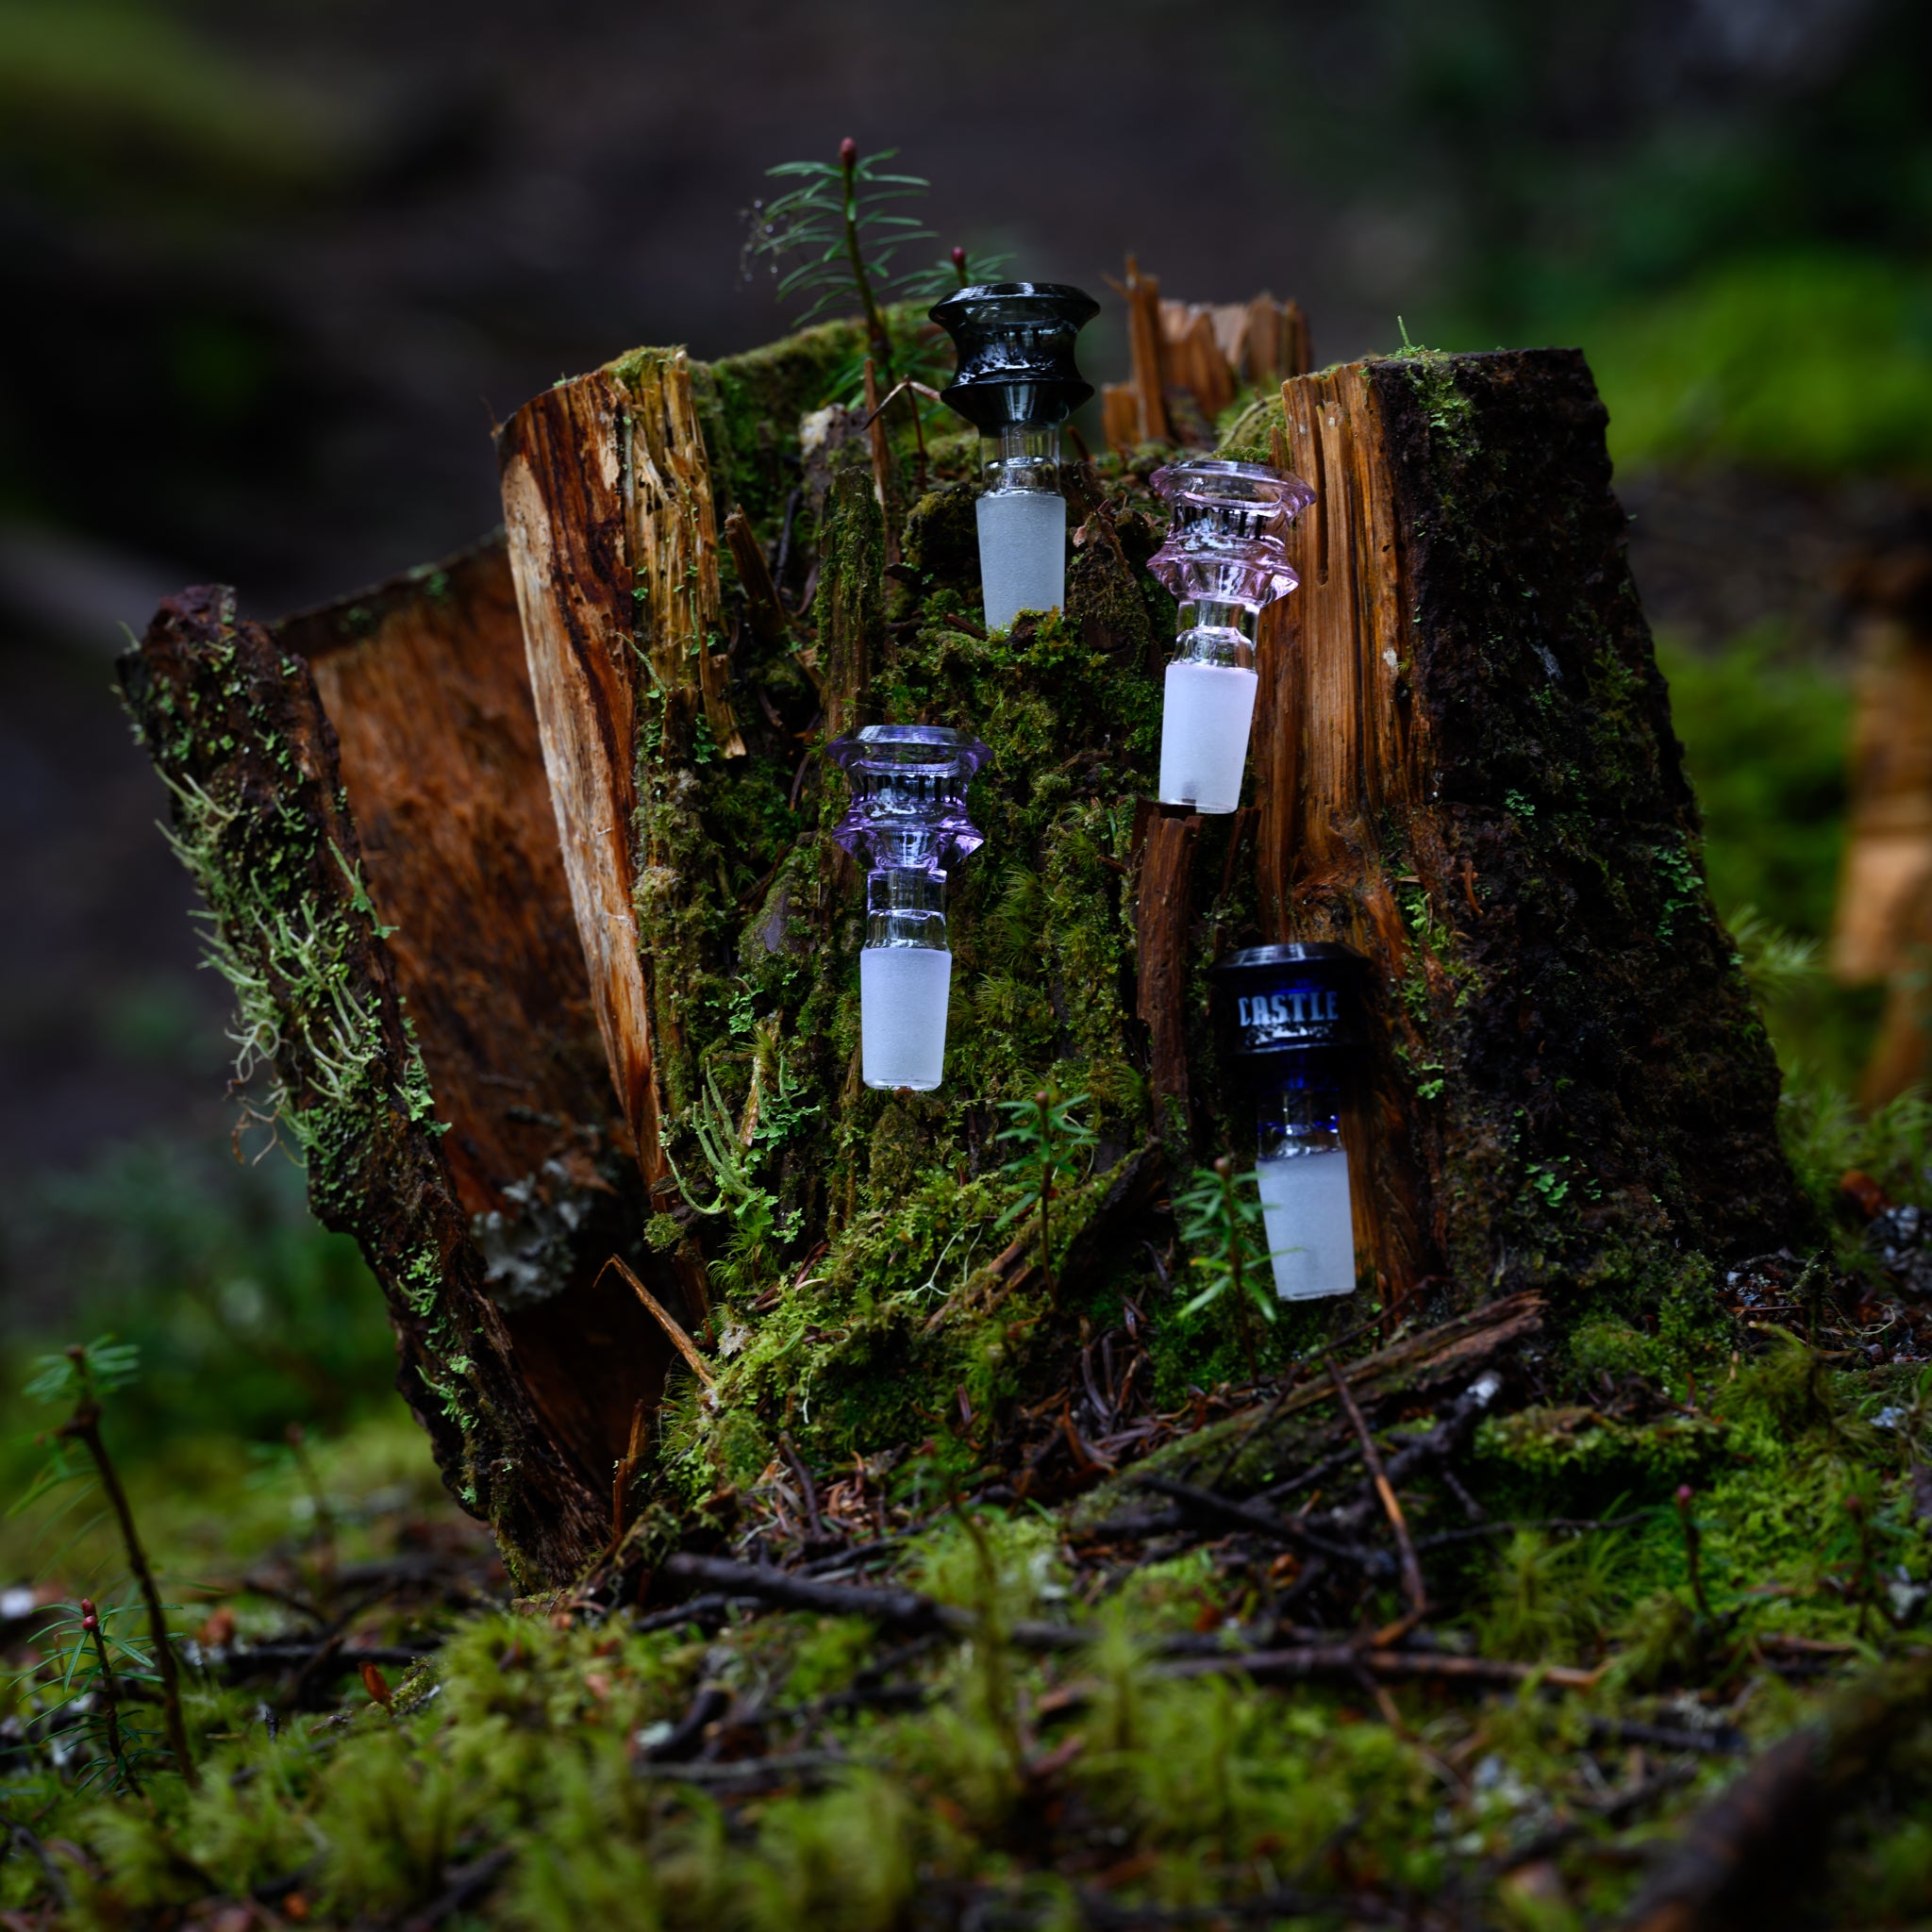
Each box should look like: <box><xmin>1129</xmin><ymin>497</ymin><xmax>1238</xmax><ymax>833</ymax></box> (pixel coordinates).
<box><xmin>284</xmin><ymin>1422</ymin><xmax>337</xmax><ymax>1608</ymax></box>
<box><xmin>612</xmin><ymin>1398</ymin><xmax>649</xmax><ymax>1548</ymax></box>
<box><xmin>658</xmin><ymin>1553</ymin><xmax>1090</xmax><ymax>1653</ymax></box>
<box><xmin>217</xmin><ymin>1641</ymin><xmax>436</xmax><ymax>1680</ymax></box>
<box><xmin>1491</xmin><ymin>1765</ymin><xmax>1699</xmax><ymax>1876</ymax></box>
<box><xmin>642</xmin><ymin>1684</ymin><xmax>730</xmax><ymax>1763</ymax></box>
<box><xmin>662</xmin><ymin>1552</ymin><xmax>960</xmax><ymax>1635</ymax></box>
<box><xmin>863</xmin><ymin>358</ymin><xmax>897</xmax><ymax>564</ymax></box>
<box><xmin>1590</xmin><ymin>1717</ymin><xmax>1744</xmax><ymax>1757</ymax></box>
<box><xmin>1327</xmin><ymin>1355</ymin><xmax>1426</xmax><ymax>1616</ymax></box>
<box><xmin>598</xmin><ymin>1257</ymin><xmax>714</xmax><ymax>1387</ymax></box>
<box><xmin>779</xmin><ymin>1432</ymin><xmax>827</xmax><ymax>1543</ymax></box>
<box><xmin>1676</xmin><ymin>1484</ymin><xmax>1714</xmax><ymax>1620</ymax></box>
<box><xmin>1416</xmin><ymin>1512</ymin><xmax>1650</xmax><ymax>1552</ymax></box>
<box><xmin>630</xmin><ymin>1593</ymin><xmax>732</xmax><ymax>1636</ymax></box>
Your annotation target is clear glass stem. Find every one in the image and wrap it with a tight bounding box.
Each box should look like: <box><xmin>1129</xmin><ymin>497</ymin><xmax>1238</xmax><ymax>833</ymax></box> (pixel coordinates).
<box><xmin>866</xmin><ymin>868</ymin><xmax>947</xmax><ymax>949</ymax></box>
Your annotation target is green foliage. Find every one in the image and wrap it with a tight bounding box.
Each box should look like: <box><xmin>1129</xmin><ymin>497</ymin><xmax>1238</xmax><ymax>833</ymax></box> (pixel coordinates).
<box><xmin>664</xmin><ymin>1063</ymin><xmax>805</xmax><ymax>1293</ymax></box>
<box><xmin>1780</xmin><ymin>1080</ymin><xmax>1932</xmax><ymax>1228</ymax></box>
<box><xmin>994</xmin><ymin>1087</ymin><xmax>1098</xmax><ymax>1284</ymax></box>
<box><xmin>1655</xmin><ymin>627</ymin><xmax>1871</xmax><ymax>1084</ymax></box>
<box><xmin>0</xmin><ymin>1320</ymin><xmax>1920</xmax><ymax>1930</ymax></box>
<box><xmin>1654</xmin><ymin>628</ymin><xmax>1850</xmax><ymax>937</ymax></box>
<box><xmin>1474</xmin><ymin>1528</ymin><xmax>1625</xmax><ymax>1664</ymax></box>
<box><xmin>21</xmin><ymin>1599</ymin><xmax>171</xmax><ymax>1793</ymax></box>
<box><xmin>10</xmin><ymin>1138</ymin><xmax>397</xmax><ymax>1449</ymax></box>
<box><xmin>1591</xmin><ymin>252</ymin><xmax>1932</xmax><ymax>479</ymax></box>
<box><xmin>23</xmin><ymin>1337</ymin><xmax>139</xmax><ymax>1410</ymax></box>
<box><xmin>742</xmin><ymin>145</ymin><xmax>931</xmax><ymax>324</ymax></box>
<box><xmin>1173</xmin><ymin>1162</ymin><xmax>1271</xmax><ymax>1326</ymax></box>
<box><xmin>1727</xmin><ymin>904</ymin><xmax>1823</xmax><ymax>1007</ymax></box>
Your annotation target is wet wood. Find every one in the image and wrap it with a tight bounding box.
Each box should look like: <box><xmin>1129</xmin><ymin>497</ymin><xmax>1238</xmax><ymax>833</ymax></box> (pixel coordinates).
<box><xmin>499</xmin><ymin>370</ymin><xmax>662</xmax><ymax>1181</ymax></box>
<box><xmin>625</xmin><ymin>350</ymin><xmax>744</xmax><ymax>760</ymax></box>
<box><xmin>724</xmin><ymin>507</ymin><xmax>791</xmax><ymax>647</ymax></box>
<box><xmin>281</xmin><ymin>542</ymin><xmax>615</xmax><ymax>1220</ymax></box>
<box><xmin>1134</xmin><ymin>804</ymin><xmax>1203</xmax><ymax>1122</ymax></box>
<box><xmin>1103</xmin><ymin>255</ymin><xmax>1171</xmax><ymax>451</ymax></box>
<box><xmin>862</xmin><ymin>357</ymin><xmax>899</xmax><ymax>567</ymax></box>
<box><xmin>121</xmin><ymin>585</ymin><xmax>622</xmax><ymax>1581</ymax></box>
<box><xmin>1103</xmin><ymin>270</ymin><xmax>1311</xmax><ymax>452</ymax></box>
<box><xmin>277</xmin><ymin>544</ymin><xmax>679</xmax><ymax>1497</ymax></box>
<box><xmin>1253</xmin><ymin>350</ymin><xmax>1813</xmax><ymax>1306</ymax></box>
<box><xmin>498</xmin><ymin>351</ymin><xmax>730</xmax><ymax>1333</ymax></box>
<box><xmin>818</xmin><ymin>468</ymin><xmax>886</xmax><ymax>739</ymax></box>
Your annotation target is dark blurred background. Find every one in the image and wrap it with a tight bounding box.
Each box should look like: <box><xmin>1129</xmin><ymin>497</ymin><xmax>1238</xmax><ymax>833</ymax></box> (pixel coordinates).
<box><xmin>1</xmin><ymin>0</ymin><xmax>1926</xmax><ymax>1417</ymax></box>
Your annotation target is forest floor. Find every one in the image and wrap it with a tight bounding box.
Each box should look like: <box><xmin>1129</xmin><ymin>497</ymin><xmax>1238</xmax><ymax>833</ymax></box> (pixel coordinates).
<box><xmin>0</xmin><ymin>1104</ymin><xmax>1929</xmax><ymax>1929</ymax></box>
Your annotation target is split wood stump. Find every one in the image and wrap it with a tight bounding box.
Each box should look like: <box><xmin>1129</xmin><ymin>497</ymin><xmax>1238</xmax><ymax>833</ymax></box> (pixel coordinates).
<box><xmin>122</xmin><ymin>320</ymin><xmax>1813</xmax><ymax>1585</ymax></box>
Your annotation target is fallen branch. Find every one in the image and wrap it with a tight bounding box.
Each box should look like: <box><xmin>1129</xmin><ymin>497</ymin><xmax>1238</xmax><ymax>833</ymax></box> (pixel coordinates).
<box><xmin>661</xmin><ymin>1553</ymin><xmax>963</xmax><ymax>1635</ymax></box>
<box><xmin>215</xmin><ymin>1641</ymin><xmax>437</xmax><ymax>1681</ymax></box>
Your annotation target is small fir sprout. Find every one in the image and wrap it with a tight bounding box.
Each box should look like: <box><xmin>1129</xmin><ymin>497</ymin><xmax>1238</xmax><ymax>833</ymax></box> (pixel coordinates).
<box><xmin>21</xmin><ymin>1339</ymin><xmax>195</xmax><ymax>1784</ymax></box>
<box><xmin>1174</xmin><ymin>1157</ymin><xmax>1274</xmax><ymax>1378</ymax></box>
<box><xmin>23</xmin><ymin>1595</ymin><xmax>168</xmax><ymax>1795</ymax></box>
<box><xmin>740</xmin><ymin>137</ymin><xmax>934</xmax><ymax>386</ymax></box>
<box><xmin>995</xmin><ymin>1088</ymin><xmax>1097</xmax><ymax>1296</ymax></box>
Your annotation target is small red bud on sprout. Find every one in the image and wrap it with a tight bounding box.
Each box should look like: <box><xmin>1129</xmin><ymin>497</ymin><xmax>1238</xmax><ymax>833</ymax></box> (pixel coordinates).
<box><xmin>80</xmin><ymin>1596</ymin><xmax>98</xmax><ymax>1633</ymax></box>
<box><xmin>1675</xmin><ymin>1484</ymin><xmax>1693</xmax><ymax>1511</ymax></box>
<box><xmin>951</xmin><ymin>245</ymin><xmax>969</xmax><ymax>286</ymax></box>
<box><xmin>839</xmin><ymin>137</ymin><xmax>858</xmax><ymax>169</ymax></box>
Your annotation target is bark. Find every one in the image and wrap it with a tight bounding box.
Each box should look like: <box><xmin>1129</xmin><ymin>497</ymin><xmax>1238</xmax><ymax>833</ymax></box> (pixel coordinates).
<box><xmin>1252</xmin><ymin>350</ymin><xmax>1815</xmax><ymax>1307</ymax></box>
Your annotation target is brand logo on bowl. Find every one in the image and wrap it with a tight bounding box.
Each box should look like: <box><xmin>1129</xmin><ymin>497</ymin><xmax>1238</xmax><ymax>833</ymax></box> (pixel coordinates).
<box><xmin>1237</xmin><ymin>987</ymin><xmax>1341</xmax><ymax>1037</ymax></box>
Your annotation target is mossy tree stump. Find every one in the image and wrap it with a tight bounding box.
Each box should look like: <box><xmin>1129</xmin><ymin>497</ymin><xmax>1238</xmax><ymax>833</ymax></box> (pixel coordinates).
<box><xmin>124</xmin><ymin>315</ymin><xmax>1813</xmax><ymax>1587</ymax></box>
<box><xmin>1253</xmin><ymin>350</ymin><xmax>1817</xmax><ymax>1306</ymax></box>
